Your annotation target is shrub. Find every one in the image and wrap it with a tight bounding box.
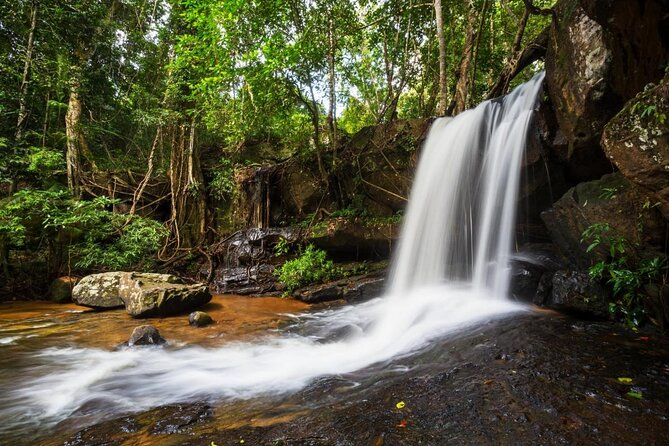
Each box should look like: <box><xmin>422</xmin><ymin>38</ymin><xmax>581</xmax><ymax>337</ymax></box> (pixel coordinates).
<box><xmin>0</xmin><ymin>189</ymin><xmax>167</xmax><ymax>273</ymax></box>
<box><xmin>273</xmin><ymin>244</ymin><xmax>339</xmax><ymax>293</ymax></box>
<box><xmin>581</xmin><ymin>223</ymin><xmax>667</xmax><ymax>329</ymax></box>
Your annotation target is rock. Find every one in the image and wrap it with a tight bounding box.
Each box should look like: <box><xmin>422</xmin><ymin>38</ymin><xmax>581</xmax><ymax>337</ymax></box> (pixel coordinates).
<box><xmin>547</xmin><ymin>270</ymin><xmax>609</xmax><ymax>317</ymax></box>
<box><xmin>119</xmin><ymin>272</ymin><xmax>211</xmax><ymax>318</ymax></box>
<box><xmin>543</xmin><ymin>0</ymin><xmax>669</xmax><ymax>183</ymax></box>
<box><xmin>602</xmin><ymin>71</ymin><xmax>669</xmax><ymax>219</ymax></box>
<box><xmin>188</xmin><ymin>311</ymin><xmax>213</xmax><ymax>327</ymax></box>
<box><xmin>294</xmin><ymin>283</ymin><xmax>343</xmax><ymax>303</ymax></box>
<box><xmin>508</xmin><ymin>245</ymin><xmax>564</xmax><ymax>303</ymax></box>
<box><xmin>541</xmin><ymin>172</ymin><xmax>665</xmax><ymax>269</ymax></box>
<box><xmin>72</xmin><ymin>272</ymin><xmax>128</xmax><ymax>309</ymax></box>
<box><xmin>49</xmin><ymin>276</ymin><xmax>79</xmax><ymax>303</ymax></box>
<box><xmin>307</xmin><ymin>217</ymin><xmax>399</xmax><ymax>260</ymax></box>
<box><xmin>342</xmin><ymin>276</ymin><xmax>386</xmax><ymax>303</ymax></box>
<box><xmin>580</xmin><ymin>0</ymin><xmax>669</xmax><ymax>101</ymax></box>
<box><xmin>294</xmin><ymin>271</ymin><xmax>386</xmax><ymax>304</ymax></box>
<box><xmin>544</xmin><ymin>0</ymin><xmax>617</xmax><ymax>178</ymax></box>
<box><xmin>128</xmin><ymin>325</ymin><xmax>166</xmax><ymax>346</ymax></box>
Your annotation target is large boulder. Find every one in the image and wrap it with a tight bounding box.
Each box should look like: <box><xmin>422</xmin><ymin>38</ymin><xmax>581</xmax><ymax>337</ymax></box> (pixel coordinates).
<box><xmin>544</xmin><ymin>0</ymin><xmax>616</xmax><ymax>179</ymax></box>
<box><xmin>602</xmin><ymin>72</ymin><xmax>669</xmax><ymax>219</ymax></box>
<box><xmin>543</xmin><ymin>0</ymin><xmax>669</xmax><ymax>183</ymax></box>
<box><xmin>541</xmin><ymin>173</ymin><xmax>665</xmax><ymax>269</ymax></box>
<box><xmin>72</xmin><ymin>272</ymin><xmax>128</xmax><ymax>309</ymax></box>
<box><xmin>119</xmin><ymin>272</ymin><xmax>211</xmax><ymax>318</ymax></box>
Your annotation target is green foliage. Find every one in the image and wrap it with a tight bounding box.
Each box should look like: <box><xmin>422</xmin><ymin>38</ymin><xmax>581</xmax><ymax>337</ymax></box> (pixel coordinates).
<box><xmin>273</xmin><ymin>237</ymin><xmax>292</xmax><ymax>257</ymax></box>
<box><xmin>0</xmin><ymin>190</ymin><xmax>167</xmax><ymax>272</ymax></box>
<box><xmin>273</xmin><ymin>244</ymin><xmax>339</xmax><ymax>293</ymax></box>
<box><xmin>74</xmin><ymin>214</ymin><xmax>168</xmax><ymax>270</ymax></box>
<box><xmin>581</xmin><ymin>223</ymin><xmax>667</xmax><ymax>329</ymax></box>
<box><xmin>209</xmin><ymin>158</ymin><xmax>236</xmax><ymax>202</ymax></box>
<box><xmin>631</xmin><ymin>100</ymin><xmax>667</xmax><ymax>125</ymax></box>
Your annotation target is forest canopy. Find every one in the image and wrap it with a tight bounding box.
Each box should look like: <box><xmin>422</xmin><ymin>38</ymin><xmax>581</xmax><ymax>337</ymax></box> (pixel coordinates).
<box><xmin>0</xmin><ymin>0</ymin><xmax>553</xmax><ymax>291</ymax></box>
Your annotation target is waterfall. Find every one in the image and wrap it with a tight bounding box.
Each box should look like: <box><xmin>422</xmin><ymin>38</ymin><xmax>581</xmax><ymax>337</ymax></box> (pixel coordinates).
<box><xmin>1</xmin><ymin>73</ymin><xmax>546</xmax><ymax>436</ymax></box>
<box><xmin>389</xmin><ymin>72</ymin><xmax>545</xmax><ymax>296</ymax></box>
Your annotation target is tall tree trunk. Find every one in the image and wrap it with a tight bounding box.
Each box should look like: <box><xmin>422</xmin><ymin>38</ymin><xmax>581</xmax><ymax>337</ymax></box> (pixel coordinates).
<box><xmin>327</xmin><ymin>16</ymin><xmax>337</xmax><ymax>166</ymax></box>
<box><xmin>65</xmin><ymin>72</ymin><xmax>86</xmax><ymax>197</ymax></box>
<box><xmin>434</xmin><ymin>0</ymin><xmax>448</xmax><ymax>116</ymax></box>
<box><xmin>452</xmin><ymin>0</ymin><xmax>479</xmax><ymax>115</ymax></box>
<box><xmin>165</xmin><ymin>119</ymin><xmax>206</xmax><ymax>251</ymax></box>
<box><xmin>9</xmin><ymin>0</ymin><xmax>38</xmax><ymax>195</ymax></box>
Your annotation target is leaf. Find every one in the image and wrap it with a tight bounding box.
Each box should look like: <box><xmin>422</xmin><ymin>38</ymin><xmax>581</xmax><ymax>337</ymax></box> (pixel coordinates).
<box><xmin>626</xmin><ymin>390</ymin><xmax>643</xmax><ymax>399</ymax></box>
<box><xmin>636</xmin><ymin>336</ymin><xmax>650</xmax><ymax>341</ymax></box>
<box><xmin>395</xmin><ymin>401</ymin><xmax>406</xmax><ymax>409</ymax></box>
<box><xmin>483</xmin><ymin>379</ymin><xmax>494</xmax><ymax>385</ymax></box>
<box><xmin>616</xmin><ymin>377</ymin><xmax>633</xmax><ymax>385</ymax></box>
<box><xmin>397</xmin><ymin>420</ymin><xmax>408</xmax><ymax>428</ymax></box>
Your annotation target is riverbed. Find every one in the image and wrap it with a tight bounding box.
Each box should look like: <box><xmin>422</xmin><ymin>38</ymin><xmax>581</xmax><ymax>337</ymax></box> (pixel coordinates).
<box><xmin>0</xmin><ymin>296</ymin><xmax>668</xmax><ymax>445</ymax></box>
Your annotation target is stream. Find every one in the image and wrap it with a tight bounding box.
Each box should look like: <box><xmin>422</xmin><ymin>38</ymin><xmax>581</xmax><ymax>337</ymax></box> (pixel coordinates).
<box><xmin>0</xmin><ymin>297</ymin><xmax>668</xmax><ymax>445</ymax></box>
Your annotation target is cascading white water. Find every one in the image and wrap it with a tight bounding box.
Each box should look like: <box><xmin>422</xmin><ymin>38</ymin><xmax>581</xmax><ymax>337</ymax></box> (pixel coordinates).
<box><xmin>389</xmin><ymin>71</ymin><xmax>545</xmax><ymax>296</ymax></box>
<box><xmin>0</xmin><ymin>73</ymin><xmax>545</xmax><ymax>435</ymax></box>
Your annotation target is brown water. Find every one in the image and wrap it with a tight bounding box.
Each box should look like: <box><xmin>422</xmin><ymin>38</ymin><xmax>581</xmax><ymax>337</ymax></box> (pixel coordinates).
<box><xmin>0</xmin><ymin>295</ymin><xmax>309</xmax><ymax>349</ymax></box>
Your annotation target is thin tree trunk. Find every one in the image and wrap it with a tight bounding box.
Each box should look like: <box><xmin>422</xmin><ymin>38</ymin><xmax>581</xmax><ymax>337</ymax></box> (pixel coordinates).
<box><xmin>9</xmin><ymin>0</ymin><xmax>38</xmax><ymax>195</ymax></box>
<box><xmin>452</xmin><ymin>0</ymin><xmax>479</xmax><ymax>115</ymax></box>
<box><xmin>15</xmin><ymin>0</ymin><xmax>37</xmax><ymax>144</ymax></box>
<box><xmin>469</xmin><ymin>0</ymin><xmax>491</xmax><ymax>108</ymax></box>
<box><xmin>434</xmin><ymin>0</ymin><xmax>448</xmax><ymax>116</ymax></box>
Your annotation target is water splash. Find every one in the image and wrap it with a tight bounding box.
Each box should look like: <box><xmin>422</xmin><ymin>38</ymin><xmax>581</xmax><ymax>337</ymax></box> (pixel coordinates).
<box><xmin>1</xmin><ymin>73</ymin><xmax>545</xmax><ymax>437</ymax></box>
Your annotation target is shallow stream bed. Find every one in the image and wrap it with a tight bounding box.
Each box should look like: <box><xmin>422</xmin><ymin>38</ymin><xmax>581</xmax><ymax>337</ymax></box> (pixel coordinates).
<box><xmin>1</xmin><ymin>297</ymin><xmax>668</xmax><ymax>445</ymax></box>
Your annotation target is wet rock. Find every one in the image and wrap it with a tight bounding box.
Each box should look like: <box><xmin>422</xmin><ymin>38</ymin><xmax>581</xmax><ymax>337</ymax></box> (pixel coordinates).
<box><xmin>127</xmin><ymin>325</ymin><xmax>166</xmax><ymax>346</ymax></box>
<box><xmin>65</xmin><ymin>416</ymin><xmax>139</xmax><ymax>446</ymax></box>
<box><xmin>72</xmin><ymin>272</ymin><xmax>128</xmax><ymax>309</ymax></box>
<box><xmin>294</xmin><ymin>272</ymin><xmax>386</xmax><ymax>304</ymax></box>
<box><xmin>342</xmin><ymin>276</ymin><xmax>386</xmax><ymax>303</ymax></box>
<box><xmin>188</xmin><ymin>311</ymin><xmax>213</xmax><ymax>327</ymax></box>
<box><xmin>602</xmin><ymin>71</ymin><xmax>669</xmax><ymax>220</ymax></box>
<box><xmin>509</xmin><ymin>245</ymin><xmax>563</xmax><ymax>303</ymax></box>
<box><xmin>119</xmin><ymin>273</ymin><xmax>211</xmax><ymax>318</ymax></box>
<box><xmin>210</xmin><ymin>264</ymin><xmax>279</xmax><ymax>295</ymax></box>
<box><xmin>49</xmin><ymin>276</ymin><xmax>79</xmax><ymax>303</ymax></box>
<box><xmin>548</xmin><ymin>270</ymin><xmax>609</xmax><ymax>317</ymax></box>
<box><xmin>541</xmin><ymin>173</ymin><xmax>665</xmax><ymax>269</ymax></box>
<box><xmin>149</xmin><ymin>403</ymin><xmax>213</xmax><ymax>435</ymax></box>
<box><xmin>294</xmin><ymin>284</ymin><xmax>343</xmax><ymax>303</ymax></box>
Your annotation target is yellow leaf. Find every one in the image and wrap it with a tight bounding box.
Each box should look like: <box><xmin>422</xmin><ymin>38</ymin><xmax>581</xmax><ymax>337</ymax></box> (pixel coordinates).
<box><xmin>396</xmin><ymin>401</ymin><xmax>406</xmax><ymax>409</ymax></box>
<box><xmin>211</xmin><ymin>443</ymin><xmax>218</xmax><ymax>446</ymax></box>
<box><xmin>617</xmin><ymin>377</ymin><xmax>633</xmax><ymax>385</ymax></box>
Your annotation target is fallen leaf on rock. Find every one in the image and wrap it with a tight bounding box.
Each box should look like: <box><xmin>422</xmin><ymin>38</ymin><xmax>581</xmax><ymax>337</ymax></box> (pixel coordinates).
<box><xmin>397</xmin><ymin>420</ymin><xmax>408</xmax><ymax>428</ymax></box>
<box><xmin>395</xmin><ymin>401</ymin><xmax>406</xmax><ymax>409</ymax></box>
<box><xmin>617</xmin><ymin>377</ymin><xmax>633</xmax><ymax>385</ymax></box>
<box><xmin>559</xmin><ymin>416</ymin><xmax>582</xmax><ymax>429</ymax></box>
<box><xmin>483</xmin><ymin>379</ymin><xmax>494</xmax><ymax>385</ymax></box>
<box><xmin>626</xmin><ymin>390</ymin><xmax>643</xmax><ymax>399</ymax></box>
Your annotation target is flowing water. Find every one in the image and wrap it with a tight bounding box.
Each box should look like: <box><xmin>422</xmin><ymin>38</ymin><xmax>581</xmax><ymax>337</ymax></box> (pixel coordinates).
<box><xmin>0</xmin><ymin>74</ymin><xmax>546</xmax><ymax>442</ymax></box>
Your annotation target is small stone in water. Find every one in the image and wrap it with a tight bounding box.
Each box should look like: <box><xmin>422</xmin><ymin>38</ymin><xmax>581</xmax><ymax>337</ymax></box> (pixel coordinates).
<box><xmin>189</xmin><ymin>311</ymin><xmax>213</xmax><ymax>327</ymax></box>
<box><xmin>128</xmin><ymin>325</ymin><xmax>166</xmax><ymax>346</ymax></box>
